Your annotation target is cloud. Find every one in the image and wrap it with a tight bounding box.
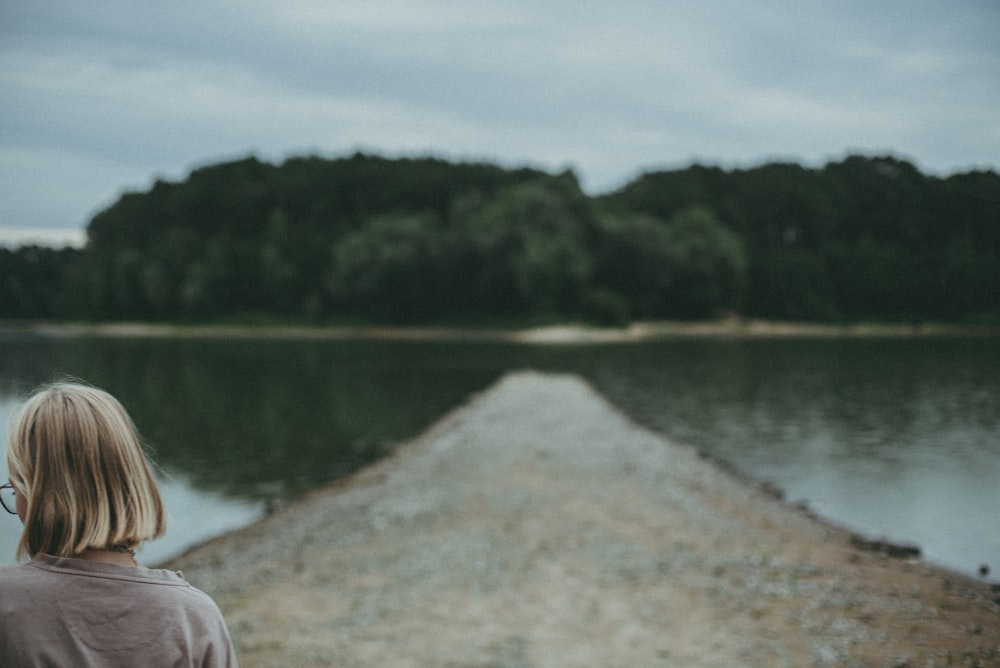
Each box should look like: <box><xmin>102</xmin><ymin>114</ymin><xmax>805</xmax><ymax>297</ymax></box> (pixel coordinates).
<box><xmin>1</xmin><ymin>1</ymin><xmax>998</xmax><ymax>243</ymax></box>
<box><xmin>0</xmin><ymin>145</ymin><xmax>134</xmax><ymax>233</ymax></box>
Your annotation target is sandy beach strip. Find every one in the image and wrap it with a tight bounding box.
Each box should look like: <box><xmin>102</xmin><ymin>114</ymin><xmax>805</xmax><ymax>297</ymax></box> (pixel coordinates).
<box><xmin>12</xmin><ymin>318</ymin><xmax>1000</xmax><ymax>344</ymax></box>
<box><xmin>166</xmin><ymin>371</ymin><xmax>999</xmax><ymax>667</ymax></box>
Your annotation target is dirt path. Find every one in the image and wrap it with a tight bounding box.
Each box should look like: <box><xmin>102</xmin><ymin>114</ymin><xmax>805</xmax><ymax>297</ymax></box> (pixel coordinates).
<box><xmin>167</xmin><ymin>371</ymin><xmax>999</xmax><ymax>667</ymax></box>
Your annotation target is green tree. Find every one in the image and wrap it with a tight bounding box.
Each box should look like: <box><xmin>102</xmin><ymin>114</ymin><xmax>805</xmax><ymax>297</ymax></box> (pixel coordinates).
<box><xmin>750</xmin><ymin>249</ymin><xmax>836</xmax><ymax>321</ymax></box>
<box><xmin>327</xmin><ymin>213</ymin><xmax>452</xmax><ymax>321</ymax></box>
<box><xmin>48</xmin><ymin>151</ymin><xmax>1000</xmax><ymax>324</ymax></box>
<box><xmin>0</xmin><ymin>246</ymin><xmax>80</xmax><ymax>318</ymax></box>
<box><xmin>660</xmin><ymin>207</ymin><xmax>747</xmax><ymax>318</ymax></box>
<box><xmin>459</xmin><ymin>173</ymin><xmax>597</xmax><ymax>316</ymax></box>
<box><xmin>591</xmin><ymin>212</ymin><xmax>674</xmax><ymax>319</ymax></box>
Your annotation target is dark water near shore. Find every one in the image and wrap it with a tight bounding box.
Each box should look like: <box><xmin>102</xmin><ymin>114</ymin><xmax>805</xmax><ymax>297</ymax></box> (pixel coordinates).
<box><xmin>1</xmin><ymin>332</ymin><xmax>998</xmax><ymax>580</ymax></box>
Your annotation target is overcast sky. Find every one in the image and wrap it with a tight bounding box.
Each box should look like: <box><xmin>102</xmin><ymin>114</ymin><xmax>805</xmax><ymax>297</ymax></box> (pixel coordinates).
<box><xmin>2</xmin><ymin>1</ymin><xmax>998</xmax><ymax>247</ymax></box>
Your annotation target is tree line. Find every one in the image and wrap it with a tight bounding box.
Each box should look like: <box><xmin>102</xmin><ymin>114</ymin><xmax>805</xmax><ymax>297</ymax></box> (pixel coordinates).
<box><xmin>2</xmin><ymin>152</ymin><xmax>998</xmax><ymax>324</ymax></box>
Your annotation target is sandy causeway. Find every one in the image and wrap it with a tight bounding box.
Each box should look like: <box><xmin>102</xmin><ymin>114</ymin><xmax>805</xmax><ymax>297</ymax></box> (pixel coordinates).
<box><xmin>166</xmin><ymin>371</ymin><xmax>999</xmax><ymax>667</ymax></box>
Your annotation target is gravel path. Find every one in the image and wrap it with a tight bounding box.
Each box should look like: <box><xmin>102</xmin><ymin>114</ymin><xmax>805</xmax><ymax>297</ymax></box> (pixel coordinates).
<box><xmin>167</xmin><ymin>371</ymin><xmax>999</xmax><ymax>667</ymax></box>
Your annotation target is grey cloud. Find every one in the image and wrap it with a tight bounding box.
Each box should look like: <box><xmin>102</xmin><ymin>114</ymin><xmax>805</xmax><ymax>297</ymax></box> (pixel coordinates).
<box><xmin>0</xmin><ymin>0</ymin><xmax>998</xmax><ymax>240</ymax></box>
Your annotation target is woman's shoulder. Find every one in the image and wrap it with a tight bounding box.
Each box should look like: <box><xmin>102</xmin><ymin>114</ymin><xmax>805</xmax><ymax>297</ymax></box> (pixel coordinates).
<box><xmin>0</xmin><ymin>563</ymin><xmax>21</xmax><ymax>580</ymax></box>
<box><xmin>0</xmin><ymin>561</ymin><xmax>44</xmax><ymax>586</ymax></box>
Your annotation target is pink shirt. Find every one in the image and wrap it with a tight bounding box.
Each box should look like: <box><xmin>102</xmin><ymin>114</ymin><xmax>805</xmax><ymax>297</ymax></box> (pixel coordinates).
<box><xmin>0</xmin><ymin>554</ymin><xmax>237</xmax><ymax>667</ymax></box>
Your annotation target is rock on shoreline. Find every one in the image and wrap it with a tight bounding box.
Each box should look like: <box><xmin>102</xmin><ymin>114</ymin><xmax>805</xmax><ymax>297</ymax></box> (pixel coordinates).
<box><xmin>168</xmin><ymin>371</ymin><xmax>999</xmax><ymax>667</ymax></box>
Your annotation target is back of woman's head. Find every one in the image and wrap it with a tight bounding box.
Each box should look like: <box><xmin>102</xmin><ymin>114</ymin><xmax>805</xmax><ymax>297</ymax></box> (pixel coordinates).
<box><xmin>6</xmin><ymin>382</ymin><xmax>166</xmax><ymax>560</ymax></box>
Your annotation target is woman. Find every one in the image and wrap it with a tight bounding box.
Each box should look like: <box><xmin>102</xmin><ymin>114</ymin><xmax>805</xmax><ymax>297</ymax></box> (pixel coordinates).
<box><xmin>0</xmin><ymin>382</ymin><xmax>238</xmax><ymax>666</ymax></box>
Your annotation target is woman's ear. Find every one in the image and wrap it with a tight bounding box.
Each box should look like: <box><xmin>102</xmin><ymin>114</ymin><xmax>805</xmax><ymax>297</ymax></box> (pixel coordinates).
<box><xmin>16</xmin><ymin>487</ymin><xmax>27</xmax><ymax>523</ymax></box>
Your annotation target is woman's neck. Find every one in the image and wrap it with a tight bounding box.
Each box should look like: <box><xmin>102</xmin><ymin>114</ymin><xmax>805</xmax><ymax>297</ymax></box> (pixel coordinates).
<box><xmin>77</xmin><ymin>546</ymin><xmax>143</xmax><ymax>568</ymax></box>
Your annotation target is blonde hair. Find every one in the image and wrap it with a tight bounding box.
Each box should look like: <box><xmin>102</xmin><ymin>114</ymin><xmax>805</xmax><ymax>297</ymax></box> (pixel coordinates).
<box><xmin>6</xmin><ymin>382</ymin><xmax>166</xmax><ymax>560</ymax></box>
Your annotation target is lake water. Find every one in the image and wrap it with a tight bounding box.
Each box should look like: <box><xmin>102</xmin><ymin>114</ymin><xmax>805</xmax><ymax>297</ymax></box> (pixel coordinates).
<box><xmin>1</xmin><ymin>332</ymin><xmax>997</xmax><ymax>581</ymax></box>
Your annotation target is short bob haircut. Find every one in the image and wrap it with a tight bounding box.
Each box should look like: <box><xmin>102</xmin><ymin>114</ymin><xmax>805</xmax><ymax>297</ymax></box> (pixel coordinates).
<box><xmin>6</xmin><ymin>381</ymin><xmax>166</xmax><ymax>560</ymax></box>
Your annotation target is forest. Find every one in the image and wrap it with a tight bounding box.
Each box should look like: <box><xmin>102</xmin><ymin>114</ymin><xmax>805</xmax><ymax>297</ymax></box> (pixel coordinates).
<box><xmin>1</xmin><ymin>152</ymin><xmax>998</xmax><ymax>325</ymax></box>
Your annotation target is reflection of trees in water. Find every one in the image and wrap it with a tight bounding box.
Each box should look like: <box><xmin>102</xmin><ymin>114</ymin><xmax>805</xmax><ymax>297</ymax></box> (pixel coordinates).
<box><xmin>102</xmin><ymin>339</ymin><xmax>514</xmax><ymax>498</ymax></box>
<box><xmin>0</xmin><ymin>337</ymin><xmax>501</xmax><ymax>497</ymax></box>
<box><xmin>2</xmin><ymin>335</ymin><xmax>998</xmax><ymax>507</ymax></box>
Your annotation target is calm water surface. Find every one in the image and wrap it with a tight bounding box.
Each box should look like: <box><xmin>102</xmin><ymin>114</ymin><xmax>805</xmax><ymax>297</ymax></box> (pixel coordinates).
<box><xmin>1</xmin><ymin>333</ymin><xmax>997</xmax><ymax>580</ymax></box>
